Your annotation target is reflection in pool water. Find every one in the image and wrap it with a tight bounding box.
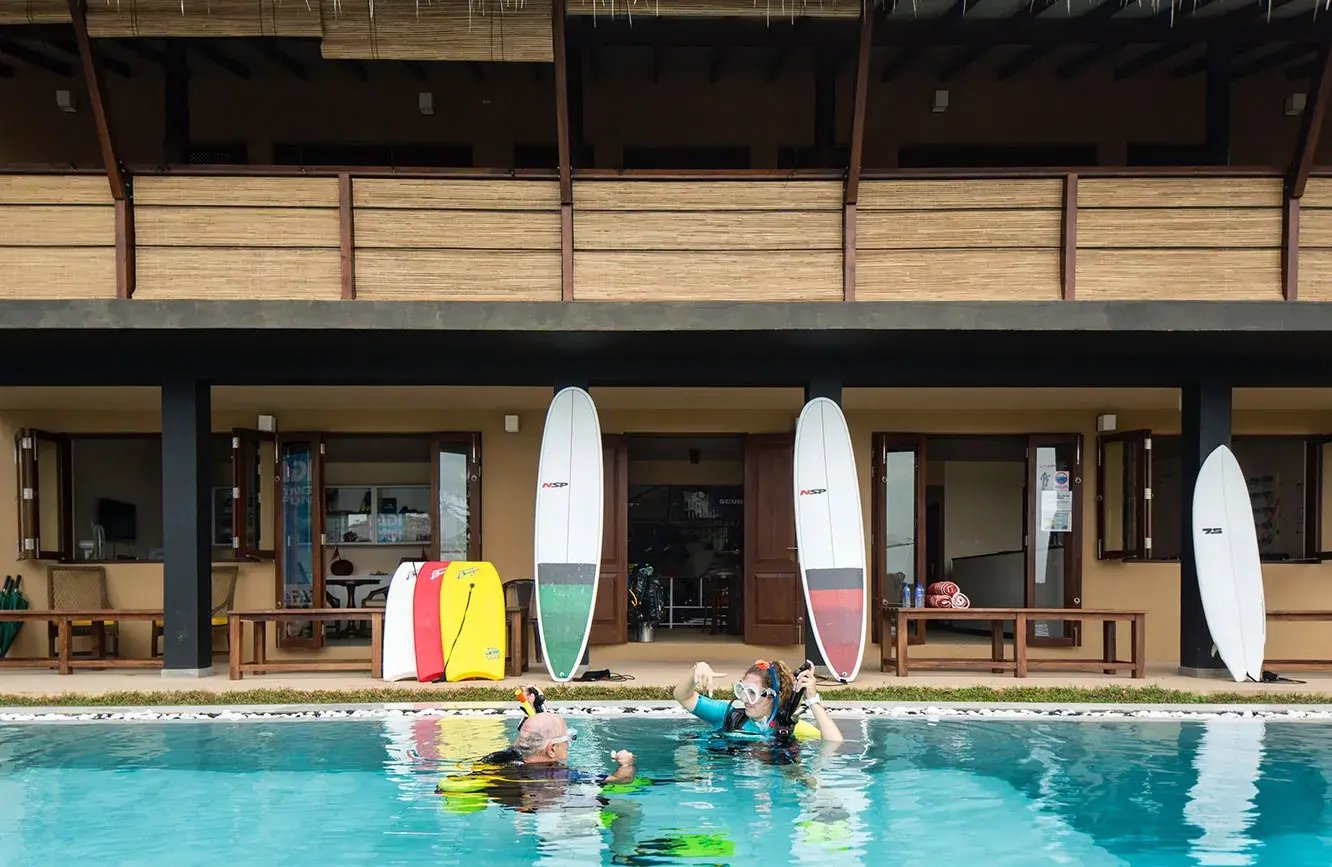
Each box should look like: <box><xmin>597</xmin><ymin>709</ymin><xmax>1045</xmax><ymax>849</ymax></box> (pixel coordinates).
<box><xmin>0</xmin><ymin>715</ymin><xmax>1329</xmax><ymax>865</ymax></box>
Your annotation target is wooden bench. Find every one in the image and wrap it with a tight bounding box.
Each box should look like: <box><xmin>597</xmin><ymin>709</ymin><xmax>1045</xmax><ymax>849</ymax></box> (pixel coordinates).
<box><xmin>881</xmin><ymin>607</ymin><xmax>1146</xmax><ymax>679</ymax></box>
<box><xmin>228</xmin><ymin>609</ymin><xmax>383</xmax><ymax>681</ymax></box>
<box><xmin>1266</xmin><ymin>611</ymin><xmax>1332</xmax><ymax>670</ymax></box>
<box><xmin>0</xmin><ymin>610</ymin><xmax>163</xmax><ymax>675</ymax></box>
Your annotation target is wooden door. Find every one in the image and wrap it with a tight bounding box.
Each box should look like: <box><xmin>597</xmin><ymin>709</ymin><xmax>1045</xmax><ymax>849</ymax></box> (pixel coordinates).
<box><xmin>1025</xmin><ymin>434</ymin><xmax>1083</xmax><ymax>646</ymax></box>
<box><xmin>744</xmin><ymin>434</ymin><xmax>802</xmax><ymax>645</ymax></box>
<box><xmin>591</xmin><ymin>435</ymin><xmax>628</xmax><ymax>645</ymax></box>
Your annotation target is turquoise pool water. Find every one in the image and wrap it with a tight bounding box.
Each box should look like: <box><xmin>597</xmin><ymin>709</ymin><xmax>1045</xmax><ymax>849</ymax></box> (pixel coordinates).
<box><xmin>0</xmin><ymin>714</ymin><xmax>1329</xmax><ymax>865</ymax></box>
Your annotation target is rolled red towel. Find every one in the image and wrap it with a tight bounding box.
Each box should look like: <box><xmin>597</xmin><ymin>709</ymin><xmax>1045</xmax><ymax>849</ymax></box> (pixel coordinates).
<box><xmin>927</xmin><ymin>581</ymin><xmax>960</xmax><ymax>597</ymax></box>
<box><xmin>950</xmin><ymin>592</ymin><xmax>970</xmax><ymax>609</ymax></box>
<box><xmin>927</xmin><ymin>594</ymin><xmax>953</xmax><ymax>609</ymax></box>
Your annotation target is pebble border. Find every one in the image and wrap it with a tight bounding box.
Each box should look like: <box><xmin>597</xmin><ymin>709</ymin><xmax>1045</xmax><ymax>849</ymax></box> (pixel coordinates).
<box><xmin>2</xmin><ymin>702</ymin><xmax>1332</xmax><ymax>724</ymax></box>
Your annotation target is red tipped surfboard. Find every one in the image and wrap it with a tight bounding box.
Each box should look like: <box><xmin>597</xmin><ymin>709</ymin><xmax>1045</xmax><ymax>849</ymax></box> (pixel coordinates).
<box><xmin>793</xmin><ymin>398</ymin><xmax>867</xmax><ymax>683</ymax></box>
<box><xmin>412</xmin><ymin>560</ymin><xmax>451</xmax><ymax>682</ymax></box>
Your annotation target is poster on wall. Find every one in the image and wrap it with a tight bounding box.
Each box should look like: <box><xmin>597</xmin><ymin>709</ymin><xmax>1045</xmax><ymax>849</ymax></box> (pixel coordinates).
<box><xmin>1040</xmin><ymin>490</ymin><xmax>1072</xmax><ymax>533</ymax></box>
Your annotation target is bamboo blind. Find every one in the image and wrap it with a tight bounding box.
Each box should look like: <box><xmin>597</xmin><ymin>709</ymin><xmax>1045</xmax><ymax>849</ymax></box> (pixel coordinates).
<box><xmin>1077</xmin><ymin>178</ymin><xmax>1283</xmax><ymax>301</ymax></box>
<box><xmin>567</xmin><ymin>0</ymin><xmax>856</xmax><ymax>18</ymax></box>
<box><xmin>320</xmin><ymin>0</ymin><xmax>553</xmax><ymax>63</ymax></box>
<box><xmin>572</xmin><ymin>180</ymin><xmax>842</xmax><ymax>302</ymax></box>
<box><xmin>1</xmin><ymin>1</ymin><xmax>321</xmax><ymax>35</ymax></box>
<box><xmin>132</xmin><ymin>176</ymin><xmax>341</xmax><ymax>300</ymax></box>
<box><xmin>353</xmin><ymin>178</ymin><xmax>562</xmax><ymax>301</ymax></box>
<box><xmin>856</xmin><ymin>179</ymin><xmax>1062</xmax><ymax>301</ymax></box>
<box><xmin>0</xmin><ymin>176</ymin><xmax>115</xmax><ymax>299</ymax></box>
<box><xmin>1297</xmin><ymin>178</ymin><xmax>1332</xmax><ymax>301</ymax></box>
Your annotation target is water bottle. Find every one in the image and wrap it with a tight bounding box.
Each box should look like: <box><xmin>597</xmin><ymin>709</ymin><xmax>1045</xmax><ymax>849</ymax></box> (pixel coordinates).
<box><xmin>900</xmin><ymin>582</ymin><xmax>912</xmax><ymax>609</ymax></box>
<box><xmin>914</xmin><ymin>584</ymin><xmax>925</xmax><ymax>609</ymax></box>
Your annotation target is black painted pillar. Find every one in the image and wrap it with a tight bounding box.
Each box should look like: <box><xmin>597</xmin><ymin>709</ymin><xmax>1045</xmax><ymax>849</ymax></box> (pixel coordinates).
<box><xmin>1179</xmin><ymin>381</ymin><xmax>1231</xmax><ymax>675</ymax></box>
<box><xmin>161</xmin><ymin>377</ymin><xmax>213</xmax><ymax>674</ymax></box>
<box><xmin>802</xmin><ymin>380</ymin><xmax>842</xmax><ymax>673</ymax></box>
<box><xmin>814</xmin><ymin>52</ymin><xmax>837</xmax><ymax>168</ymax></box>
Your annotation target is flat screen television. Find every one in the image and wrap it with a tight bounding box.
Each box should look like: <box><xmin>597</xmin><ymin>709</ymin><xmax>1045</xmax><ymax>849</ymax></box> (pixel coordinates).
<box><xmin>96</xmin><ymin>498</ymin><xmax>137</xmax><ymax>542</ymax></box>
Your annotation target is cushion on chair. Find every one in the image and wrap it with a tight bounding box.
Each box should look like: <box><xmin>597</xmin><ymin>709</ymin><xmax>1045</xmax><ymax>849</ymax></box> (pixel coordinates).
<box><xmin>211</xmin><ymin>616</ymin><xmax>228</xmax><ymax>627</ymax></box>
<box><xmin>70</xmin><ymin>620</ymin><xmax>117</xmax><ymax>628</ymax></box>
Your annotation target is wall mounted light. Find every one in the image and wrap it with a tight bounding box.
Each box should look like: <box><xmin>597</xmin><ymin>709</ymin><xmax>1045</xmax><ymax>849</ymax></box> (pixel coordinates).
<box><xmin>504</xmin><ymin>414</ymin><xmax>520</xmax><ymax>433</ymax></box>
<box><xmin>932</xmin><ymin>89</ymin><xmax>949</xmax><ymax>114</ymax></box>
<box><xmin>418</xmin><ymin>91</ymin><xmax>435</xmax><ymax>116</ymax></box>
<box><xmin>258</xmin><ymin>414</ymin><xmax>277</xmax><ymax>433</ymax></box>
<box><xmin>1097</xmin><ymin>414</ymin><xmax>1117</xmax><ymax>433</ymax></box>
<box><xmin>55</xmin><ymin>89</ymin><xmax>77</xmax><ymax>113</ymax></box>
<box><xmin>1286</xmin><ymin>93</ymin><xmax>1307</xmax><ymax>117</ymax></box>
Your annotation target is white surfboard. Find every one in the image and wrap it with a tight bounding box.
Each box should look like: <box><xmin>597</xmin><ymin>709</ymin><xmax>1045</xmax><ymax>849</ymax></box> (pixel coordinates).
<box><xmin>793</xmin><ymin>397</ymin><xmax>868</xmax><ymax>683</ymax></box>
<box><xmin>1191</xmin><ymin>445</ymin><xmax>1266</xmax><ymax>683</ymax></box>
<box><xmin>534</xmin><ymin>387</ymin><xmax>604</xmax><ymax>682</ymax></box>
<box><xmin>381</xmin><ymin>560</ymin><xmax>425</xmax><ymax>682</ymax></box>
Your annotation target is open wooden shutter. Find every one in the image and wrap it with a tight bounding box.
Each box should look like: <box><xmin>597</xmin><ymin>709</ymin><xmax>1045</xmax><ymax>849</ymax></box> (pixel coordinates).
<box><xmin>15</xmin><ymin>429</ymin><xmax>71</xmax><ymax>561</ymax></box>
<box><xmin>1313</xmin><ymin>436</ymin><xmax>1332</xmax><ymax>560</ymax></box>
<box><xmin>591</xmin><ymin>435</ymin><xmax>628</xmax><ymax>645</ymax></box>
<box><xmin>232</xmin><ymin>429</ymin><xmax>276</xmax><ymax>560</ymax></box>
<box><xmin>1096</xmin><ymin>430</ymin><xmax>1151</xmax><ymax>560</ymax></box>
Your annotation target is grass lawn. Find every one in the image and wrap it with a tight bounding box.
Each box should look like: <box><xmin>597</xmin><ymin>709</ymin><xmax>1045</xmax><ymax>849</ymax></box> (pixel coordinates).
<box><xmin>1</xmin><ymin>684</ymin><xmax>1329</xmax><ymax>707</ymax></box>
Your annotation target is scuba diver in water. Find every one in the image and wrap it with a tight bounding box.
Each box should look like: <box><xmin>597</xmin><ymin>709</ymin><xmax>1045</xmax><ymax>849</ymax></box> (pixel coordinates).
<box><xmin>675</xmin><ymin>658</ymin><xmax>843</xmax><ymax>743</ymax></box>
<box><xmin>435</xmin><ymin>688</ymin><xmax>637</xmax><ymax>809</ymax></box>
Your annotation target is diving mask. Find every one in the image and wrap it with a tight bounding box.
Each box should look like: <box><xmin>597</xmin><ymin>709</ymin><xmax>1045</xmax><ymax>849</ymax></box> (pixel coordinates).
<box><xmin>734</xmin><ymin>682</ymin><xmax>776</xmax><ymax>704</ymax></box>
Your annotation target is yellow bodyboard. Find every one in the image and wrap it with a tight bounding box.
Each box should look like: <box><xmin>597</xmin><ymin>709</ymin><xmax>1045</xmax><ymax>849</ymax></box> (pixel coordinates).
<box><xmin>439</xmin><ymin>561</ymin><xmax>506</xmax><ymax>682</ymax></box>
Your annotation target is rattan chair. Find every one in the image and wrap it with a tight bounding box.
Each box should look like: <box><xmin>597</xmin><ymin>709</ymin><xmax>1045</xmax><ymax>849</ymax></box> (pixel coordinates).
<box><xmin>46</xmin><ymin>565</ymin><xmax>118</xmax><ymax>659</ymax></box>
<box><xmin>503</xmin><ymin>578</ymin><xmax>539</xmax><ymax>665</ymax></box>
<box><xmin>150</xmin><ymin>566</ymin><xmax>240</xmax><ymax>657</ymax></box>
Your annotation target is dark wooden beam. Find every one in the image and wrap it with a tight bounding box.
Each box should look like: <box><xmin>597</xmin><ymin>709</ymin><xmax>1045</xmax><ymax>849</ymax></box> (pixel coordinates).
<box><xmin>44</xmin><ymin>37</ymin><xmax>132</xmax><ymax>77</ymax></box>
<box><xmin>882</xmin><ymin>0</ymin><xmax>971</xmax><ymax>82</ymax></box>
<box><xmin>708</xmin><ymin>46</ymin><xmax>724</xmax><ymax>84</ymax></box>
<box><xmin>1289</xmin><ymin>37</ymin><xmax>1332</xmax><ymax>199</ymax></box>
<box><xmin>1056</xmin><ymin>43</ymin><xmax>1124</xmax><ymax>80</ymax></box>
<box><xmin>815</xmin><ymin>50</ymin><xmax>836</xmax><ymax>168</ymax></box>
<box><xmin>939</xmin><ymin>0</ymin><xmax>1063</xmax><ymax>81</ymax></box>
<box><xmin>115</xmin><ymin>196</ymin><xmax>135</xmax><ymax>299</ymax></box>
<box><xmin>193</xmin><ymin>41</ymin><xmax>249</xmax><ymax>79</ymax></box>
<box><xmin>67</xmin><ymin>0</ymin><xmax>124</xmax><ymax>202</ymax></box>
<box><xmin>339</xmin><ymin>174</ymin><xmax>356</xmax><ymax>301</ymax></box>
<box><xmin>254</xmin><ymin>42</ymin><xmax>308</xmax><ymax>79</ymax></box>
<box><xmin>553</xmin><ymin>0</ymin><xmax>573</xmax><ymax>301</ymax></box>
<box><xmin>1114</xmin><ymin>43</ymin><xmax>1192</xmax><ymax>80</ymax></box>
<box><xmin>340</xmin><ymin>60</ymin><xmax>368</xmax><ymax>82</ymax></box>
<box><xmin>164</xmin><ymin>42</ymin><xmax>190</xmax><ymax>164</ymax></box>
<box><xmin>1205</xmin><ymin>42</ymin><xmax>1231</xmax><ymax>166</ymax></box>
<box><xmin>844</xmin><ymin>3</ymin><xmax>873</xmax><ymax>302</ymax></box>
<box><xmin>996</xmin><ymin>2</ymin><xmax>1130</xmax><ymax>81</ymax></box>
<box><xmin>402</xmin><ymin>60</ymin><xmax>426</xmax><ymax>82</ymax></box>
<box><xmin>1231</xmin><ymin>44</ymin><xmax>1316</xmax><ymax>81</ymax></box>
<box><xmin>0</xmin><ymin>38</ymin><xmax>73</xmax><ymax>76</ymax></box>
<box><xmin>115</xmin><ymin>39</ymin><xmax>165</xmax><ymax>66</ymax></box>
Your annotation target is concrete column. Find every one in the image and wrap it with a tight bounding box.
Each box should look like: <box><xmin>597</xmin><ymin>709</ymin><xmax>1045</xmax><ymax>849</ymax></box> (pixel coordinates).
<box><xmin>801</xmin><ymin>380</ymin><xmax>843</xmax><ymax>674</ymax></box>
<box><xmin>160</xmin><ymin>377</ymin><xmax>213</xmax><ymax>676</ymax></box>
<box><xmin>1179</xmin><ymin>380</ymin><xmax>1231</xmax><ymax>676</ymax></box>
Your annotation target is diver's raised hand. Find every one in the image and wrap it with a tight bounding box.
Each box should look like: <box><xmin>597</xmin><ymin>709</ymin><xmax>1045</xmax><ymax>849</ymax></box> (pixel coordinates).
<box><xmin>611</xmin><ymin>749</ymin><xmax>635</xmax><ymax>766</ymax></box>
<box><xmin>794</xmin><ymin>667</ymin><xmax>817</xmax><ymax>695</ymax></box>
<box><xmin>691</xmin><ymin>661</ymin><xmax>726</xmax><ymax>696</ymax></box>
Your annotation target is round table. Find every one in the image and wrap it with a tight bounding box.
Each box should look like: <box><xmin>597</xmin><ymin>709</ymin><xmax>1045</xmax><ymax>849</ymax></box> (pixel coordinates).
<box><xmin>326</xmin><ymin>577</ymin><xmax>382</xmax><ymax>638</ymax></box>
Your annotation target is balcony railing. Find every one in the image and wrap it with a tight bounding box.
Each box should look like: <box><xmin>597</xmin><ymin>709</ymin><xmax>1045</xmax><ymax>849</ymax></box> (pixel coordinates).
<box><xmin>0</xmin><ymin>167</ymin><xmax>1315</xmax><ymax>303</ymax></box>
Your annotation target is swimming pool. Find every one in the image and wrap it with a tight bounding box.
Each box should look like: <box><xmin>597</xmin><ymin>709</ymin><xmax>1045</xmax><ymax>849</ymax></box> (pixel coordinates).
<box><xmin>0</xmin><ymin>712</ymin><xmax>1329</xmax><ymax>865</ymax></box>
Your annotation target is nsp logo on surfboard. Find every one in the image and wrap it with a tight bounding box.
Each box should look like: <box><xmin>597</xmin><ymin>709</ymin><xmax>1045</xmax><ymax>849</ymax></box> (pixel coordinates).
<box><xmin>799</xmin><ymin>488</ymin><xmax>827</xmax><ymax>496</ymax></box>
<box><xmin>541</xmin><ymin>482</ymin><xmax>569</xmax><ymax>489</ymax></box>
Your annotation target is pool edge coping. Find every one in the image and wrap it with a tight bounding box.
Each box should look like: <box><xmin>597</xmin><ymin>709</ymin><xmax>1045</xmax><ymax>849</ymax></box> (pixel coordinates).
<box><xmin>4</xmin><ymin>700</ymin><xmax>1332</xmax><ymax>723</ymax></box>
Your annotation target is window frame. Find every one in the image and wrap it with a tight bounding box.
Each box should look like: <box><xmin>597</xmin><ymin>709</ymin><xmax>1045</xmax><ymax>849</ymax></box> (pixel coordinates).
<box><xmin>1095</xmin><ymin>429</ymin><xmax>1152</xmax><ymax>561</ymax></box>
<box><xmin>1102</xmin><ymin>431</ymin><xmax>1331</xmax><ymax>564</ymax></box>
<box><xmin>15</xmin><ymin>429</ymin><xmax>72</xmax><ymax>562</ymax></box>
<box><xmin>232</xmin><ymin>428</ymin><xmax>276</xmax><ymax>561</ymax></box>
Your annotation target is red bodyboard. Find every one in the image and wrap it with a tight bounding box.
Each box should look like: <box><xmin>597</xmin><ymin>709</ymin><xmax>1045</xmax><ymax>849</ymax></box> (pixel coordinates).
<box><xmin>413</xmin><ymin>560</ymin><xmax>451</xmax><ymax>682</ymax></box>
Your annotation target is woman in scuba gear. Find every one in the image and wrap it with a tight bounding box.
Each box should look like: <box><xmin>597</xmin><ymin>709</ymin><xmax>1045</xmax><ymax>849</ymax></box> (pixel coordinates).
<box><xmin>674</xmin><ymin>659</ymin><xmax>843</xmax><ymax>743</ymax></box>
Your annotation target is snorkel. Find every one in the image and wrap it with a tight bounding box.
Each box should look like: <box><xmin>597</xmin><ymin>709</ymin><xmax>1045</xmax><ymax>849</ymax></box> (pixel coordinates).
<box><xmin>480</xmin><ymin>686</ymin><xmax>548</xmax><ymax>764</ymax></box>
<box><xmin>773</xmin><ymin>660</ymin><xmax>813</xmax><ymax>741</ymax></box>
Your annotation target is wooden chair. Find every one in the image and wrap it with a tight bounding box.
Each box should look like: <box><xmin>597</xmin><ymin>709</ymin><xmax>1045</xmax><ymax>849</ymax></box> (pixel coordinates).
<box><xmin>503</xmin><ymin>578</ymin><xmax>538</xmax><ymax>671</ymax></box>
<box><xmin>46</xmin><ymin>565</ymin><xmax>118</xmax><ymax>659</ymax></box>
<box><xmin>151</xmin><ymin>566</ymin><xmax>240</xmax><ymax>657</ymax></box>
